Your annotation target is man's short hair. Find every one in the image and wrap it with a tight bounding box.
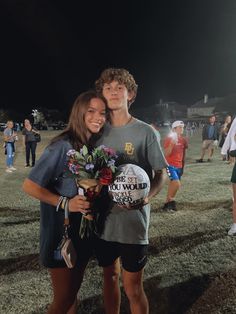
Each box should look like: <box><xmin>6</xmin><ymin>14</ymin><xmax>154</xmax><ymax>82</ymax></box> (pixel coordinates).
<box><xmin>209</xmin><ymin>114</ymin><xmax>216</xmax><ymax>119</ymax></box>
<box><xmin>95</xmin><ymin>68</ymin><xmax>138</xmax><ymax>106</ymax></box>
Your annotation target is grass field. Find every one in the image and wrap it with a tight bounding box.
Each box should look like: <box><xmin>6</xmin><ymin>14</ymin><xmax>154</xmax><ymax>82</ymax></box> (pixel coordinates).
<box><xmin>0</xmin><ymin>128</ymin><xmax>236</xmax><ymax>314</ymax></box>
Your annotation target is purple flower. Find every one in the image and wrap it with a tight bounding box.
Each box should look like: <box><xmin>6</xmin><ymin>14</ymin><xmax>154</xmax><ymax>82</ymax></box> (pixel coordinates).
<box><xmin>85</xmin><ymin>163</ymin><xmax>94</xmax><ymax>170</ymax></box>
<box><xmin>107</xmin><ymin>159</ymin><xmax>115</xmax><ymax>166</ymax></box>
<box><xmin>102</xmin><ymin>146</ymin><xmax>116</xmax><ymax>155</ymax></box>
<box><xmin>67</xmin><ymin>149</ymin><xmax>76</xmax><ymax>156</ymax></box>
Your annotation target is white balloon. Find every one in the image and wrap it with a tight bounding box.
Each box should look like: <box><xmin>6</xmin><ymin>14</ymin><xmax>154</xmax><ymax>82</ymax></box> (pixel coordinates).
<box><xmin>108</xmin><ymin>164</ymin><xmax>150</xmax><ymax>207</ymax></box>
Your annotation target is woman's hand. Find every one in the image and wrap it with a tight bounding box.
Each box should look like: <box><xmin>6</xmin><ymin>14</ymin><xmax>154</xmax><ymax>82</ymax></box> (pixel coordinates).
<box><xmin>68</xmin><ymin>195</ymin><xmax>92</xmax><ymax>219</ymax></box>
<box><xmin>32</xmin><ymin>129</ymin><xmax>40</xmax><ymax>134</ymax></box>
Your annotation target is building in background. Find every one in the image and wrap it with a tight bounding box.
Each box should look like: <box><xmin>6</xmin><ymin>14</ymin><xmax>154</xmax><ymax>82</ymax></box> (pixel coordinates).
<box><xmin>132</xmin><ymin>100</ymin><xmax>187</xmax><ymax>126</ymax></box>
<box><xmin>188</xmin><ymin>94</ymin><xmax>235</xmax><ymax>122</ymax></box>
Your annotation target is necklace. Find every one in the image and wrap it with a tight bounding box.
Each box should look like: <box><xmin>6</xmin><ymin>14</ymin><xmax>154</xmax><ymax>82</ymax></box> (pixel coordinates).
<box><xmin>111</xmin><ymin>114</ymin><xmax>133</xmax><ymax>127</ymax></box>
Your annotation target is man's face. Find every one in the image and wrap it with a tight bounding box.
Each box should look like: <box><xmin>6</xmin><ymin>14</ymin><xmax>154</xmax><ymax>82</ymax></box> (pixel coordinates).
<box><xmin>102</xmin><ymin>80</ymin><xmax>133</xmax><ymax>110</ymax></box>
<box><xmin>209</xmin><ymin>116</ymin><xmax>216</xmax><ymax>124</ymax></box>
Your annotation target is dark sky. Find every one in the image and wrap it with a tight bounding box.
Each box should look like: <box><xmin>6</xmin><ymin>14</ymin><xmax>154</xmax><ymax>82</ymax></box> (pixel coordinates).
<box><xmin>1</xmin><ymin>0</ymin><xmax>236</xmax><ymax>113</ymax></box>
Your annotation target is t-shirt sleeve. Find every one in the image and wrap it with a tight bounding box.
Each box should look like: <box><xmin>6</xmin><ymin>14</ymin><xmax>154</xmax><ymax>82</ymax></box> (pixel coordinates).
<box><xmin>146</xmin><ymin>130</ymin><xmax>167</xmax><ymax>170</ymax></box>
<box><xmin>3</xmin><ymin>129</ymin><xmax>8</xmax><ymax>137</ymax></box>
<box><xmin>28</xmin><ymin>141</ymin><xmax>69</xmax><ymax>188</ymax></box>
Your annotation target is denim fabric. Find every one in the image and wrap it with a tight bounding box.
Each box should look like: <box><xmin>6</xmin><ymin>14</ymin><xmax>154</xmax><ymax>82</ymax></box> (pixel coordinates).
<box><xmin>6</xmin><ymin>142</ymin><xmax>14</xmax><ymax>167</ymax></box>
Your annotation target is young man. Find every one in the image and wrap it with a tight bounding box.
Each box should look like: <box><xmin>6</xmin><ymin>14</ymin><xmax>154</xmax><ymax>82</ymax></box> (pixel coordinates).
<box><xmin>95</xmin><ymin>68</ymin><xmax>167</xmax><ymax>314</ymax></box>
<box><xmin>162</xmin><ymin>120</ymin><xmax>188</xmax><ymax>212</ymax></box>
<box><xmin>196</xmin><ymin>115</ymin><xmax>220</xmax><ymax>162</ymax></box>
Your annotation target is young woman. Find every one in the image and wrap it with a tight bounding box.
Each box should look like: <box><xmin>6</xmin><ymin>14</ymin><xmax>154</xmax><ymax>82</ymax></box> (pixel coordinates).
<box><xmin>22</xmin><ymin>119</ymin><xmax>40</xmax><ymax>167</ymax></box>
<box><xmin>3</xmin><ymin>120</ymin><xmax>18</xmax><ymax>173</ymax></box>
<box><xmin>22</xmin><ymin>90</ymin><xmax>107</xmax><ymax>314</ymax></box>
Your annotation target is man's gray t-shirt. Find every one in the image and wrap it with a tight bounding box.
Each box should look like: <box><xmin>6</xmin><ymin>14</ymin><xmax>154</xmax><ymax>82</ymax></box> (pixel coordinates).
<box><xmin>96</xmin><ymin>119</ymin><xmax>167</xmax><ymax>245</ymax></box>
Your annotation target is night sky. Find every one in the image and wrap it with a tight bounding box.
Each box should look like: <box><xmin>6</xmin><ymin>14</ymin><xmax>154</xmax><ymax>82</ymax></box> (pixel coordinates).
<box><xmin>1</xmin><ymin>0</ymin><xmax>236</xmax><ymax>113</ymax></box>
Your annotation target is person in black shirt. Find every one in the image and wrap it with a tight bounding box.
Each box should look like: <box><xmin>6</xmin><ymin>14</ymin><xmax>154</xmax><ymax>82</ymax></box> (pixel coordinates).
<box><xmin>22</xmin><ymin>119</ymin><xmax>40</xmax><ymax>167</ymax></box>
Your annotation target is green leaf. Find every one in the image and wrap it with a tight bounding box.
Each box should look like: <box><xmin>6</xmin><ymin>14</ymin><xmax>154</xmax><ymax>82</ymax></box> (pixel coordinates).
<box><xmin>110</xmin><ymin>165</ymin><xmax>116</xmax><ymax>173</ymax></box>
<box><xmin>94</xmin><ymin>170</ymin><xmax>99</xmax><ymax>179</ymax></box>
<box><xmin>87</xmin><ymin>155</ymin><xmax>93</xmax><ymax>163</ymax></box>
<box><xmin>82</xmin><ymin>145</ymin><xmax>88</xmax><ymax>156</ymax></box>
<box><xmin>78</xmin><ymin>170</ymin><xmax>92</xmax><ymax>179</ymax></box>
<box><xmin>75</xmin><ymin>151</ymin><xmax>81</xmax><ymax>158</ymax></box>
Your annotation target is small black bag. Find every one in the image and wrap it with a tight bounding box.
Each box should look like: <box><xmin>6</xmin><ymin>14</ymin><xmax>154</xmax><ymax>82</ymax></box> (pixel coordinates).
<box><xmin>229</xmin><ymin>150</ymin><xmax>236</xmax><ymax>157</ymax></box>
<box><xmin>53</xmin><ymin>198</ymin><xmax>77</xmax><ymax>268</ymax></box>
<box><xmin>218</xmin><ymin>136</ymin><xmax>225</xmax><ymax>148</ymax></box>
<box><xmin>34</xmin><ymin>133</ymin><xmax>41</xmax><ymax>143</ymax></box>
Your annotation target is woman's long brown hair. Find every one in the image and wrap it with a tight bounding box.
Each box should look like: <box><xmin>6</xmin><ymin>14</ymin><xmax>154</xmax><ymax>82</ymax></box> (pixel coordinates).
<box><xmin>51</xmin><ymin>90</ymin><xmax>106</xmax><ymax>150</ymax></box>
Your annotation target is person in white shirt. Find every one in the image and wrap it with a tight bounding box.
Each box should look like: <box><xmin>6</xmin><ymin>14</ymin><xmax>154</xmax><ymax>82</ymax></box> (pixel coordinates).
<box><xmin>221</xmin><ymin>117</ymin><xmax>236</xmax><ymax>235</ymax></box>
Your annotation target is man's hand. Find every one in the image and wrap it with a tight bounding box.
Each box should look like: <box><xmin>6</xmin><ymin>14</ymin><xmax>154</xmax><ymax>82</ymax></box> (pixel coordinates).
<box><xmin>118</xmin><ymin>197</ymin><xmax>149</xmax><ymax>210</ymax></box>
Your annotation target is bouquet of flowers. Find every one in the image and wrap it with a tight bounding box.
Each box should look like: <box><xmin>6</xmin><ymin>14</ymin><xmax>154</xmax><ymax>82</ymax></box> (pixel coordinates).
<box><xmin>66</xmin><ymin>145</ymin><xmax>119</xmax><ymax>239</ymax></box>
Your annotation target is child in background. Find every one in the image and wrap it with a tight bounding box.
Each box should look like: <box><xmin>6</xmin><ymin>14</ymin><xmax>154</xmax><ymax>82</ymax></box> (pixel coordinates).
<box><xmin>162</xmin><ymin>120</ymin><xmax>188</xmax><ymax>212</ymax></box>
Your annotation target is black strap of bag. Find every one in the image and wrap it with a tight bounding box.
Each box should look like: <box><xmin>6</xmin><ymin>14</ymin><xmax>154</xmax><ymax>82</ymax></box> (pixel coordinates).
<box><xmin>63</xmin><ymin>200</ymin><xmax>70</xmax><ymax>238</ymax></box>
<box><xmin>60</xmin><ymin>200</ymin><xmax>77</xmax><ymax>268</ymax></box>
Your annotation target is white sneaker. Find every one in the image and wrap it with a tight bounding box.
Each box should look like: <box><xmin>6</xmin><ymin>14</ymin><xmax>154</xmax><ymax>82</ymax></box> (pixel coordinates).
<box><xmin>228</xmin><ymin>224</ymin><xmax>236</xmax><ymax>236</ymax></box>
<box><xmin>10</xmin><ymin>166</ymin><xmax>16</xmax><ymax>171</ymax></box>
<box><xmin>5</xmin><ymin>168</ymin><xmax>13</xmax><ymax>173</ymax></box>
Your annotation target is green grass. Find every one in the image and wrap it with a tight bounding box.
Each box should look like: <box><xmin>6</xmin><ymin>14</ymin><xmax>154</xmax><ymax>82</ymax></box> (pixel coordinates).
<box><xmin>0</xmin><ymin>129</ymin><xmax>236</xmax><ymax>314</ymax></box>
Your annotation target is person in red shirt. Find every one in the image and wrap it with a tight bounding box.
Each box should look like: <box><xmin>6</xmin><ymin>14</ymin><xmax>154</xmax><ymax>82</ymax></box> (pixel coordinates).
<box><xmin>162</xmin><ymin>120</ymin><xmax>188</xmax><ymax>211</ymax></box>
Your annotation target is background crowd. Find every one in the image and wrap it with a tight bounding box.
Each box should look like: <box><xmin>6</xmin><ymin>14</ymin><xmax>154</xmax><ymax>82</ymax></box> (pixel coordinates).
<box><xmin>2</xmin><ymin>118</ymin><xmax>40</xmax><ymax>173</ymax></box>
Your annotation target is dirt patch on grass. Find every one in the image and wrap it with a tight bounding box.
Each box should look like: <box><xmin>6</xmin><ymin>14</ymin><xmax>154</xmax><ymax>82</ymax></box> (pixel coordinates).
<box><xmin>0</xmin><ymin>254</ymin><xmax>41</xmax><ymax>275</ymax></box>
<box><xmin>149</xmin><ymin>230</ymin><xmax>225</xmax><ymax>256</ymax></box>
<box><xmin>153</xmin><ymin>199</ymin><xmax>232</xmax><ymax>212</ymax></box>
<box><xmin>0</xmin><ymin>207</ymin><xmax>28</xmax><ymax>213</ymax></box>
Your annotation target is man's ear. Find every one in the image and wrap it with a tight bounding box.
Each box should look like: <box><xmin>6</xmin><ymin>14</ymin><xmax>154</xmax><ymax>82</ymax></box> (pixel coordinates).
<box><xmin>128</xmin><ymin>90</ymin><xmax>135</xmax><ymax>102</ymax></box>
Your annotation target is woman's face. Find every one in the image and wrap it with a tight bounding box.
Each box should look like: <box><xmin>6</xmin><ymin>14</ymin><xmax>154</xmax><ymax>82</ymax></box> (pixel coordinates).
<box><xmin>7</xmin><ymin>121</ymin><xmax>13</xmax><ymax>129</ymax></box>
<box><xmin>24</xmin><ymin>119</ymin><xmax>31</xmax><ymax>127</ymax></box>
<box><xmin>84</xmin><ymin>98</ymin><xmax>106</xmax><ymax>135</ymax></box>
<box><xmin>226</xmin><ymin>116</ymin><xmax>231</xmax><ymax>124</ymax></box>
